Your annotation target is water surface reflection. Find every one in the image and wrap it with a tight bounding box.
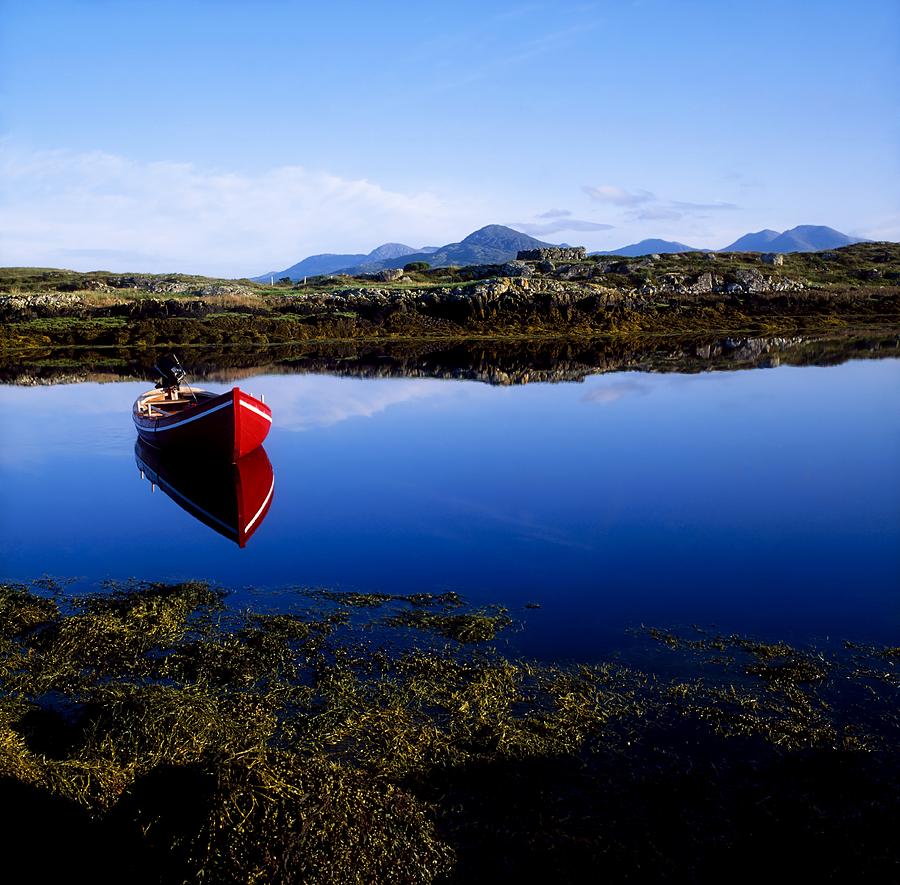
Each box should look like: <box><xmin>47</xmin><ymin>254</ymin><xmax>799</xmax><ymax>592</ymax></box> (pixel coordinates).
<box><xmin>0</xmin><ymin>358</ymin><xmax>898</xmax><ymax>660</ymax></box>
<box><xmin>135</xmin><ymin>441</ymin><xmax>274</xmax><ymax>548</ymax></box>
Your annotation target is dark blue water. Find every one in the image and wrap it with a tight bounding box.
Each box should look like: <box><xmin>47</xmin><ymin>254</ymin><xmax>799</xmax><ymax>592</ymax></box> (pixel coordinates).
<box><xmin>1</xmin><ymin>360</ymin><xmax>898</xmax><ymax>659</ymax></box>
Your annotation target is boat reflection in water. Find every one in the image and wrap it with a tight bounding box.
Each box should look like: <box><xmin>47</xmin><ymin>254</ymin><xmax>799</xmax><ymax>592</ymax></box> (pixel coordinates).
<box><xmin>135</xmin><ymin>440</ymin><xmax>274</xmax><ymax>547</ymax></box>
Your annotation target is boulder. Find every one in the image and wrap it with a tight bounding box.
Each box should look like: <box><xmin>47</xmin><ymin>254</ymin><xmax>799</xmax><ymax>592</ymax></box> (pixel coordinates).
<box><xmin>553</xmin><ymin>263</ymin><xmax>590</xmax><ymax>281</ymax></box>
<box><xmin>684</xmin><ymin>272</ymin><xmax>715</xmax><ymax>294</ymax></box>
<box><xmin>498</xmin><ymin>261</ymin><xmax>533</xmax><ymax>278</ymax></box>
<box><xmin>734</xmin><ymin>268</ymin><xmax>768</xmax><ymax>293</ymax></box>
<box><xmin>374</xmin><ymin>268</ymin><xmax>404</xmax><ymax>282</ymax></box>
<box><xmin>761</xmin><ymin>253</ymin><xmax>783</xmax><ymax>266</ymax></box>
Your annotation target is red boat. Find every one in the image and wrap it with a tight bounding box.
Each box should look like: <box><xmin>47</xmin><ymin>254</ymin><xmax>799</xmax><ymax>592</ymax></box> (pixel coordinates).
<box><xmin>135</xmin><ymin>440</ymin><xmax>274</xmax><ymax>547</ymax></box>
<box><xmin>133</xmin><ymin>385</ymin><xmax>272</xmax><ymax>461</ymax></box>
<box><xmin>133</xmin><ymin>355</ymin><xmax>272</xmax><ymax>461</ymax></box>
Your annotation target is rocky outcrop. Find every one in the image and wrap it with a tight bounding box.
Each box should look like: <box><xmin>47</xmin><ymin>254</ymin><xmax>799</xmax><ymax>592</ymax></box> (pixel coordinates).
<box><xmin>359</xmin><ymin>268</ymin><xmax>404</xmax><ymax>283</ymax></box>
<box><xmin>517</xmin><ymin>247</ymin><xmax>587</xmax><ymax>262</ymax></box>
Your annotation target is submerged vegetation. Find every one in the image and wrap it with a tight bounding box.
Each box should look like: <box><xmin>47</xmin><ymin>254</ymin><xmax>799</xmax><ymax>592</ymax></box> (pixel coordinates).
<box><xmin>0</xmin><ymin>580</ymin><xmax>897</xmax><ymax>882</ymax></box>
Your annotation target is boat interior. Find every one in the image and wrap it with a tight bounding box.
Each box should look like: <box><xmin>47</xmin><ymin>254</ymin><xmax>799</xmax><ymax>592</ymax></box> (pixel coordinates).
<box><xmin>135</xmin><ymin>386</ymin><xmax>217</xmax><ymax>418</ymax></box>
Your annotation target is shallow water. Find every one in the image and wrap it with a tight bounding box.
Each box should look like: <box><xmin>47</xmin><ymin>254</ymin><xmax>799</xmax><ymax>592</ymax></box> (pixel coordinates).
<box><xmin>1</xmin><ymin>359</ymin><xmax>898</xmax><ymax>659</ymax></box>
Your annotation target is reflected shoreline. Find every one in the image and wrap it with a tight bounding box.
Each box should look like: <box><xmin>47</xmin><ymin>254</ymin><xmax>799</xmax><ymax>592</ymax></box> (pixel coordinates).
<box><xmin>4</xmin><ymin>328</ymin><xmax>899</xmax><ymax>387</ymax></box>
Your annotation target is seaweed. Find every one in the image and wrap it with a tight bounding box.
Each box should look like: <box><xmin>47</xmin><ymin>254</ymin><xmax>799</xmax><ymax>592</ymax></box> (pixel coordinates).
<box><xmin>0</xmin><ymin>581</ymin><xmax>897</xmax><ymax>882</ymax></box>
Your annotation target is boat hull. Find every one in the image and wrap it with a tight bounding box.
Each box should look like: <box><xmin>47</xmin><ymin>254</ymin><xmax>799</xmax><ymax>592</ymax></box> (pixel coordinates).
<box><xmin>133</xmin><ymin>387</ymin><xmax>272</xmax><ymax>461</ymax></box>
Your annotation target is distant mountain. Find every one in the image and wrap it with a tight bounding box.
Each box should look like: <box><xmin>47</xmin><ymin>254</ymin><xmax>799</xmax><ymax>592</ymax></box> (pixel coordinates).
<box><xmin>365</xmin><ymin>243</ymin><xmax>420</xmax><ymax>262</ymax></box>
<box><xmin>593</xmin><ymin>238</ymin><xmax>702</xmax><ymax>257</ymax></box>
<box><xmin>720</xmin><ymin>229</ymin><xmax>780</xmax><ymax>252</ymax></box>
<box><xmin>255</xmin><ymin>223</ymin><xmax>873</xmax><ymax>281</ymax></box>
<box><xmin>255</xmin><ymin>242</ymin><xmax>419</xmax><ymax>281</ymax></box>
<box><xmin>721</xmin><ymin>225</ymin><xmax>865</xmax><ymax>253</ymax></box>
<box><xmin>336</xmin><ymin>225</ymin><xmax>554</xmax><ymax>274</ymax></box>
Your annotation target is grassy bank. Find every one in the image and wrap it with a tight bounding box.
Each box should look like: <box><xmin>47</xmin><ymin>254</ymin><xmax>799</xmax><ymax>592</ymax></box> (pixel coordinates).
<box><xmin>1</xmin><ymin>243</ymin><xmax>899</xmax><ymax>352</ymax></box>
<box><xmin>0</xmin><ymin>580</ymin><xmax>897</xmax><ymax>882</ymax></box>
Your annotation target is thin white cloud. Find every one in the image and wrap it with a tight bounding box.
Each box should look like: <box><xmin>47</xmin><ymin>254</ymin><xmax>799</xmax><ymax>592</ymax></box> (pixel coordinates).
<box><xmin>582</xmin><ymin>379</ymin><xmax>649</xmax><ymax>404</ymax></box>
<box><xmin>0</xmin><ymin>143</ymin><xmax>479</xmax><ymax>277</ymax></box>
<box><xmin>669</xmin><ymin>200</ymin><xmax>739</xmax><ymax>212</ymax></box>
<box><xmin>626</xmin><ymin>207</ymin><xmax>683</xmax><ymax>222</ymax></box>
<box><xmin>584</xmin><ymin>184</ymin><xmax>743</xmax><ymax>227</ymax></box>
<box><xmin>255</xmin><ymin>375</ymin><xmax>461</xmax><ymax>432</ymax></box>
<box><xmin>510</xmin><ymin>219</ymin><xmax>614</xmax><ymax>236</ymax></box>
<box><xmin>583</xmin><ymin>184</ymin><xmax>655</xmax><ymax>206</ymax></box>
<box><xmin>537</xmin><ymin>208</ymin><xmax>572</xmax><ymax>219</ymax></box>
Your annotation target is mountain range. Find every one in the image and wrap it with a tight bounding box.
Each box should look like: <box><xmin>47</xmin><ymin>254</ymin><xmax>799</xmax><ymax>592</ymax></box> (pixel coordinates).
<box><xmin>256</xmin><ymin>224</ymin><xmax>870</xmax><ymax>280</ymax></box>
<box><xmin>256</xmin><ymin>242</ymin><xmax>436</xmax><ymax>281</ymax></box>
<box><xmin>720</xmin><ymin>225</ymin><xmax>864</xmax><ymax>252</ymax></box>
<box><xmin>255</xmin><ymin>226</ymin><xmax>553</xmax><ymax>281</ymax></box>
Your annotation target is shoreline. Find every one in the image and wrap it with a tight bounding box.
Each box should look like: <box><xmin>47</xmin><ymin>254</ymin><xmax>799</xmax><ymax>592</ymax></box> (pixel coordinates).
<box><xmin>2</xmin><ymin>326</ymin><xmax>898</xmax><ymax>387</ymax></box>
<box><xmin>2</xmin><ymin>243</ymin><xmax>899</xmax><ymax>352</ymax></box>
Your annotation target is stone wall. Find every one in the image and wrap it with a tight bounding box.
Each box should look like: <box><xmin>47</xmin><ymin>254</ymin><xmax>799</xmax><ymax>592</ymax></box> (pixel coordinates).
<box><xmin>517</xmin><ymin>247</ymin><xmax>587</xmax><ymax>262</ymax></box>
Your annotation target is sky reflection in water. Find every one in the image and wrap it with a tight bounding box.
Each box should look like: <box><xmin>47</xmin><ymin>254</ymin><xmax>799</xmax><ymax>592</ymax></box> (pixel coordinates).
<box><xmin>1</xmin><ymin>361</ymin><xmax>898</xmax><ymax>660</ymax></box>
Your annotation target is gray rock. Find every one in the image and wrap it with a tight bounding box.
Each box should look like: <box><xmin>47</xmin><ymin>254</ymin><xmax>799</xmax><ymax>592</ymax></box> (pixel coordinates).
<box><xmin>553</xmin><ymin>263</ymin><xmax>590</xmax><ymax>281</ymax></box>
<box><xmin>761</xmin><ymin>253</ymin><xmax>783</xmax><ymax>266</ymax></box>
<box><xmin>498</xmin><ymin>261</ymin><xmax>533</xmax><ymax>278</ymax></box>
<box><xmin>517</xmin><ymin>247</ymin><xmax>587</xmax><ymax>262</ymax></box>
<box><xmin>685</xmin><ymin>272</ymin><xmax>715</xmax><ymax>294</ymax></box>
<box><xmin>735</xmin><ymin>268</ymin><xmax>768</xmax><ymax>293</ymax></box>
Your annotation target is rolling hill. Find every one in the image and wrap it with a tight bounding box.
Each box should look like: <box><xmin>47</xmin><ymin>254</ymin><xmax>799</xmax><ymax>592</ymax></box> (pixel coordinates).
<box><xmin>593</xmin><ymin>238</ymin><xmax>701</xmax><ymax>257</ymax></box>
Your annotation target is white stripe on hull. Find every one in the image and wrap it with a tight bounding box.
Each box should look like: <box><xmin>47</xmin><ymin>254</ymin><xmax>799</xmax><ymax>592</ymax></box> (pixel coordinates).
<box><xmin>244</xmin><ymin>476</ymin><xmax>275</xmax><ymax>532</ymax></box>
<box><xmin>239</xmin><ymin>399</ymin><xmax>273</xmax><ymax>422</ymax></box>
<box><xmin>135</xmin><ymin>397</ymin><xmax>233</xmax><ymax>433</ymax></box>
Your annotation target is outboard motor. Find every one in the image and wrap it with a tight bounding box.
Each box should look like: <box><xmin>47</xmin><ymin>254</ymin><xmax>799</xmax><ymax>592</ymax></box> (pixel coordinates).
<box><xmin>154</xmin><ymin>353</ymin><xmax>187</xmax><ymax>396</ymax></box>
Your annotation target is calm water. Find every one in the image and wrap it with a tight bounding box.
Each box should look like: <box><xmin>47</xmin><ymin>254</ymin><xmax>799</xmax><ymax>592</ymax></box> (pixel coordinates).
<box><xmin>1</xmin><ymin>360</ymin><xmax>898</xmax><ymax>659</ymax></box>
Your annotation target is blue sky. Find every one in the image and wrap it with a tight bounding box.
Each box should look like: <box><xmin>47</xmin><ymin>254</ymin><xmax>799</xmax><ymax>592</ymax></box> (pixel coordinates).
<box><xmin>1</xmin><ymin>0</ymin><xmax>897</xmax><ymax>276</ymax></box>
